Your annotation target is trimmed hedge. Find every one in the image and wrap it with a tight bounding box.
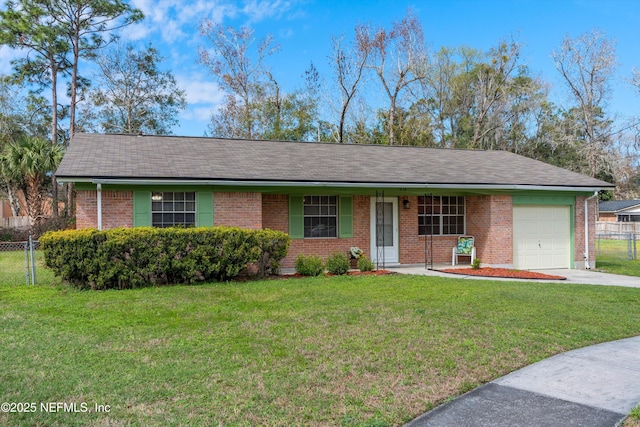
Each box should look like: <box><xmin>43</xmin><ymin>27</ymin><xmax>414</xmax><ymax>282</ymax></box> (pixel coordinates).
<box><xmin>40</xmin><ymin>227</ymin><xmax>290</xmax><ymax>289</ymax></box>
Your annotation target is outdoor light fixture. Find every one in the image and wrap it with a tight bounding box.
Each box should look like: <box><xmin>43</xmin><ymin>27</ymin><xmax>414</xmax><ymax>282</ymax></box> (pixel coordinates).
<box><xmin>403</xmin><ymin>198</ymin><xmax>410</xmax><ymax>209</ymax></box>
<box><xmin>151</xmin><ymin>194</ymin><xmax>163</xmax><ymax>201</ymax></box>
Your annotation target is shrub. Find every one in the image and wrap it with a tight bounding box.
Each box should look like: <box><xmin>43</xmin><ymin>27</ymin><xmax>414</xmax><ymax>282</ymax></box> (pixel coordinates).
<box><xmin>325</xmin><ymin>252</ymin><xmax>350</xmax><ymax>275</ymax></box>
<box><xmin>357</xmin><ymin>256</ymin><xmax>375</xmax><ymax>272</ymax></box>
<box><xmin>294</xmin><ymin>254</ymin><xmax>324</xmax><ymax>276</ymax></box>
<box><xmin>254</xmin><ymin>228</ymin><xmax>291</xmax><ymax>277</ymax></box>
<box><xmin>40</xmin><ymin>226</ymin><xmax>290</xmax><ymax>289</ymax></box>
<box><xmin>471</xmin><ymin>258</ymin><xmax>481</xmax><ymax>269</ymax></box>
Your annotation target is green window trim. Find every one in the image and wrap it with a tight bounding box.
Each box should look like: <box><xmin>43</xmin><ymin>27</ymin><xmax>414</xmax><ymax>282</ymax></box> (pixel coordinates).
<box><xmin>338</xmin><ymin>196</ymin><xmax>353</xmax><ymax>238</ymax></box>
<box><xmin>288</xmin><ymin>195</ymin><xmax>354</xmax><ymax>239</ymax></box>
<box><xmin>133</xmin><ymin>191</ymin><xmax>151</xmax><ymax>227</ymax></box>
<box><xmin>197</xmin><ymin>192</ymin><xmax>214</xmax><ymax>227</ymax></box>
<box><xmin>289</xmin><ymin>196</ymin><xmax>304</xmax><ymax>239</ymax></box>
<box><xmin>133</xmin><ymin>191</ymin><xmax>214</xmax><ymax>227</ymax></box>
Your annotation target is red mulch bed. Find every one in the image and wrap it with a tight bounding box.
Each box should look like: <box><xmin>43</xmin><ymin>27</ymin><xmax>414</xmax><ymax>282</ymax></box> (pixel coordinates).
<box><xmin>439</xmin><ymin>267</ymin><xmax>566</xmax><ymax>280</ymax></box>
<box><xmin>278</xmin><ymin>270</ymin><xmax>395</xmax><ymax>279</ymax></box>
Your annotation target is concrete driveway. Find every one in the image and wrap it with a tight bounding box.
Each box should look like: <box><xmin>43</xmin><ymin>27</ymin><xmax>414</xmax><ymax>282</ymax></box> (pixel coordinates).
<box><xmin>387</xmin><ymin>265</ymin><xmax>640</xmax><ymax>288</ymax></box>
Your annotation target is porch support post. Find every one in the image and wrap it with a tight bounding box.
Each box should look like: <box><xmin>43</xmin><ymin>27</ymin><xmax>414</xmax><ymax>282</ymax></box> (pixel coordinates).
<box><xmin>97</xmin><ymin>183</ymin><xmax>102</xmax><ymax>231</ymax></box>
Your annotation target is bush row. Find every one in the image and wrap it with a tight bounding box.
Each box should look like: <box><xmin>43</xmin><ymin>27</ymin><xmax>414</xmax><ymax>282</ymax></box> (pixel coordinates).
<box><xmin>40</xmin><ymin>227</ymin><xmax>290</xmax><ymax>290</ymax></box>
<box><xmin>294</xmin><ymin>252</ymin><xmax>375</xmax><ymax>276</ymax></box>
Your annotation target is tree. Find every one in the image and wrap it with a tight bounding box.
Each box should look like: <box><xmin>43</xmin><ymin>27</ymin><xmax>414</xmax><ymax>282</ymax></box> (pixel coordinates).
<box><xmin>0</xmin><ymin>77</ymin><xmax>51</xmax><ymax>217</ymax></box>
<box><xmin>0</xmin><ymin>0</ymin><xmax>142</xmax><ymax>217</ymax></box>
<box><xmin>328</xmin><ymin>27</ymin><xmax>372</xmax><ymax>143</ymax></box>
<box><xmin>551</xmin><ymin>30</ymin><xmax>618</xmax><ymax>178</ymax></box>
<box><xmin>0</xmin><ymin>0</ymin><xmax>71</xmax><ymax>215</ymax></box>
<box><xmin>199</xmin><ymin>22</ymin><xmax>279</xmax><ymax>139</ymax></box>
<box><xmin>361</xmin><ymin>9</ymin><xmax>427</xmax><ymax>145</ymax></box>
<box><xmin>80</xmin><ymin>43</ymin><xmax>186</xmax><ymax>135</ymax></box>
<box><xmin>258</xmin><ymin>76</ymin><xmax>317</xmax><ymax>141</ymax></box>
<box><xmin>1</xmin><ymin>136</ymin><xmax>64</xmax><ymax>225</ymax></box>
<box><xmin>43</xmin><ymin>0</ymin><xmax>143</xmax><ymax>139</ymax></box>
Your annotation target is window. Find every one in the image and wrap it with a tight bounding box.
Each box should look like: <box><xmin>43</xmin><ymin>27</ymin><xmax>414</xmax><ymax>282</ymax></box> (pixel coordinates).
<box><xmin>304</xmin><ymin>195</ymin><xmax>337</xmax><ymax>238</ymax></box>
<box><xmin>418</xmin><ymin>196</ymin><xmax>465</xmax><ymax>235</ymax></box>
<box><xmin>151</xmin><ymin>192</ymin><xmax>196</xmax><ymax>228</ymax></box>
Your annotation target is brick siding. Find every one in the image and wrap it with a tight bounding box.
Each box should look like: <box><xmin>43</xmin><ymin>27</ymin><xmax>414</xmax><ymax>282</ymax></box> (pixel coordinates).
<box><xmin>213</xmin><ymin>192</ymin><xmax>262</xmax><ymax>229</ymax></box>
<box><xmin>266</xmin><ymin>195</ymin><xmax>371</xmax><ymax>269</ymax></box>
<box><xmin>75</xmin><ymin>190</ymin><xmax>133</xmax><ymax>229</ymax></box>
<box><xmin>74</xmin><ymin>189</ymin><xmax>593</xmax><ymax>270</ymax></box>
<box><xmin>466</xmin><ymin>195</ymin><xmax>513</xmax><ymax>267</ymax></box>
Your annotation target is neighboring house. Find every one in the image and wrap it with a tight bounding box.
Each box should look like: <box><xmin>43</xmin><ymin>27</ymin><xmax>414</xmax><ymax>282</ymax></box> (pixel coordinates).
<box><xmin>0</xmin><ymin>194</ymin><xmax>29</xmax><ymax>230</ymax></box>
<box><xmin>598</xmin><ymin>200</ymin><xmax>640</xmax><ymax>222</ymax></box>
<box><xmin>56</xmin><ymin>133</ymin><xmax>614</xmax><ymax>270</ymax></box>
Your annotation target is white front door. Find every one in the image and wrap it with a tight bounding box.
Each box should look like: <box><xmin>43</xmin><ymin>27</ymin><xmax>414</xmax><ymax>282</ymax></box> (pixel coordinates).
<box><xmin>370</xmin><ymin>197</ymin><xmax>399</xmax><ymax>264</ymax></box>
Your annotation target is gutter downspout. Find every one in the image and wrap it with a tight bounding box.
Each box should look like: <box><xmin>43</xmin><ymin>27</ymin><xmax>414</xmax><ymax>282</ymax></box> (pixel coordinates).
<box><xmin>97</xmin><ymin>183</ymin><xmax>102</xmax><ymax>231</ymax></box>
<box><xmin>584</xmin><ymin>191</ymin><xmax>598</xmax><ymax>269</ymax></box>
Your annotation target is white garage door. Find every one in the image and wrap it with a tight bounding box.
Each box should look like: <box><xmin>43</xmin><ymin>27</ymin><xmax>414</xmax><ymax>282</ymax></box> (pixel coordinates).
<box><xmin>513</xmin><ymin>206</ymin><xmax>571</xmax><ymax>269</ymax></box>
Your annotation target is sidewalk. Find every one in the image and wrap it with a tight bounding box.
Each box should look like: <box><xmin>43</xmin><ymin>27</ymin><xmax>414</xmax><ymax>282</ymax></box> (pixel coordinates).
<box><xmin>405</xmin><ymin>336</ymin><xmax>640</xmax><ymax>427</ymax></box>
<box><xmin>386</xmin><ymin>265</ymin><xmax>640</xmax><ymax>288</ymax></box>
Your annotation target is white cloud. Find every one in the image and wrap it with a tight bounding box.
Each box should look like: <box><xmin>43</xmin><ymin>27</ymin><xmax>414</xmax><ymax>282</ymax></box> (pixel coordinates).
<box><xmin>181</xmin><ymin>106</ymin><xmax>215</xmax><ymax>122</ymax></box>
<box><xmin>176</xmin><ymin>71</ymin><xmax>225</xmax><ymax>105</ymax></box>
<box><xmin>241</xmin><ymin>0</ymin><xmax>294</xmax><ymax>23</ymax></box>
<box><xmin>126</xmin><ymin>0</ymin><xmax>239</xmax><ymax>44</ymax></box>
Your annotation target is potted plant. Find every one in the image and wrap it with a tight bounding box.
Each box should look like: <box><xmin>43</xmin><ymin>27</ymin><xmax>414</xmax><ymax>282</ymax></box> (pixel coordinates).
<box><xmin>349</xmin><ymin>246</ymin><xmax>363</xmax><ymax>269</ymax></box>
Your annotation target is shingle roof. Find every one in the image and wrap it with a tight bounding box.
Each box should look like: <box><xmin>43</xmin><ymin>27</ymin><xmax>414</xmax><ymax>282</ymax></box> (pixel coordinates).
<box><xmin>599</xmin><ymin>200</ymin><xmax>640</xmax><ymax>212</ymax></box>
<box><xmin>56</xmin><ymin>133</ymin><xmax>614</xmax><ymax>190</ymax></box>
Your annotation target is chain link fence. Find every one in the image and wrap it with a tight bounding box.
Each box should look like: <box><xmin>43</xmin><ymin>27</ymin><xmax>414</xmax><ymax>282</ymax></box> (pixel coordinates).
<box><xmin>0</xmin><ymin>238</ymin><xmax>39</xmax><ymax>285</ymax></box>
<box><xmin>596</xmin><ymin>233</ymin><xmax>639</xmax><ymax>261</ymax></box>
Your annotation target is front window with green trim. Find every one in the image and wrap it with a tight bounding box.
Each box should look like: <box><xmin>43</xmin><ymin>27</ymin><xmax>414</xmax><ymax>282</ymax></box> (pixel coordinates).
<box><xmin>418</xmin><ymin>196</ymin><xmax>465</xmax><ymax>235</ymax></box>
<box><xmin>151</xmin><ymin>192</ymin><xmax>196</xmax><ymax>228</ymax></box>
<box><xmin>304</xmin><ymin>195</ymin><xmax>337</xmax><ymax>238</ymax></box>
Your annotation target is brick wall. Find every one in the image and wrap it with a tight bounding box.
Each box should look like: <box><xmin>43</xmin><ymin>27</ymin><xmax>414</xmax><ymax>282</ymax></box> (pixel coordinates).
<box><xmin>264</xmin><ymin>195</ymin><xmax>371</xmax><ymax>269</ymax></box>
<box><xmin>398</xmin><ymin>196</ymin><xmax>459</xmax><ymax>264</ymax></box>
<box><xmin>466</xmin><ymin>195</ymin><xmax>513</xmax><ymax>267</ymax></box>
<box><xmin>76</xmin><ymin>190</ymin><xmax>97</xmax><ymax>229</ymax></box>
<box><xmin>262</xmin><ymin>194</ymin><xmax>289</xmax><ymax>233</ymax></box>
<box><xmin>214</xmin><ymin>192</ymin><xmax>262</xmax><ymax>229</ymax></box>
<box><xmin>75</xmin><ymin>189</ymin><xmax>593</xmax><ymax>270</ymax></box>
<box><xmin>75</xmin><ymin>190</ymin><xmax>133</xmax><ymax>229</ymax></box>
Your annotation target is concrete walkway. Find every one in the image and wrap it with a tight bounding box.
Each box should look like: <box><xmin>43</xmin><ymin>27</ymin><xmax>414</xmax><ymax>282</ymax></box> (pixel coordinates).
<box><xmin>393</xmin><ymin>268</ymin><xmax>640</xmax><ymax>426</ymax></box>
<box><xmin>405</xmin><ymin>336</ymin><xmax>640</xmax><ymax>426</ymax></box>
<box><xmin>386</xmin><ymin>265</ymin><xmax>640</xmax><ymax>288</ymax></box>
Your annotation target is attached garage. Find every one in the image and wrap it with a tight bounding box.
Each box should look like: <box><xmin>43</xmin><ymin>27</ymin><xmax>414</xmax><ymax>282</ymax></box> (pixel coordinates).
<box><xmin>513</xmin><ymin>205</ymin><xmax>571</xmax><ymax>269</ymax></box>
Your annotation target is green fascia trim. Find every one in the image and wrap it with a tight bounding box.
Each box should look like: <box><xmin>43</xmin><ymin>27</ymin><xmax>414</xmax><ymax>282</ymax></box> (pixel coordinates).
<box><xmin>512</xmin><ymin>194</ymin><xmax>576</xmax><ymax>206</ymax></box>
<box><xmin>75</xmin><ymin>182</ymin><xmax>599</xmax><ymax>198</ymax></box>
<box><xmin>76</xmin><ymin>183</ymin><xmax>216</xmax><ymax>192</ymax></box>
<box><xmin>512</xmin><ymin>194</ymin><xmax>576</xmax><ymax>269</ymax></box>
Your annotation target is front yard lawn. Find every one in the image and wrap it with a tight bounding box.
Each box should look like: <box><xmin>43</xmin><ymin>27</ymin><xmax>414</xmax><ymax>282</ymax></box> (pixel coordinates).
<box><xmin>1</xmin><ymin>275</ymin><xmax>640</xmax><ymax>426</ymax></box>
<box><xmin>596</xmin><ymin>238</ymin><xmax>640</xmax><ymax>277</ymax></box>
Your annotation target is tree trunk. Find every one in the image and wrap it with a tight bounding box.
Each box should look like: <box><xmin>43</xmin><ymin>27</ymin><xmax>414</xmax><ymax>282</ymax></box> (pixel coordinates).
<box><xmin>50</xmin><ymin>58</ymin><xmax>59</xmax><ymax>217</ymax></box>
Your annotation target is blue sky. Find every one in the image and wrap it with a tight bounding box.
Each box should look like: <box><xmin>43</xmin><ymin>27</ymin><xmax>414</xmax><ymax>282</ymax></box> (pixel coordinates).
<box><xmin>2</xmin><ymin>0</ymin><xmax>640</xmax><ymax>137</ymax></box>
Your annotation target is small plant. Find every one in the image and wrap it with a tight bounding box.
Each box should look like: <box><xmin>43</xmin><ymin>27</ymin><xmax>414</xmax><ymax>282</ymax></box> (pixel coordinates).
<box><xmin>326</xmin><ymin>252</ymin><xmax>350</xmax><ymax>275</ymax></box>
<box><xmin>349</xmin><ymin>246</ymin><xmax>363</xmax><ymax>259</ymax></box>
<box><xmin>294</xmin><ymin>254</ymin><xmax>324</xmax><ymax>276</ymax></box>
<box><xmin>357</xmin><ymin>256</ymin><xmax>375</xmax><ymax>272</ymax></box>
<box><xmin>471</xmin><ymin>258</ymin><xmax>481</xmax><ymax>270</ymax></box>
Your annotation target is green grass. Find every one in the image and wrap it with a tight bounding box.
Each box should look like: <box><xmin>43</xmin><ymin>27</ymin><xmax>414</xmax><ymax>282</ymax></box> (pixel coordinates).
<box><xmin>1</xmin><ymin>271</ymin><xmax>640</xmax><ymax>426</ymax></box>
<box><xmin>596</xmin><ymin>239</ymin><xmax>640</xmax><ymax>277</ymax></box>
<box><xmin>0</xmin><ymin>251</ymin><xmax>62</xmax><ymax>286</ymax></box>
<box><xmin>624</xmin><ymin>405</ymin><xmax>640</xmax><ymax>426</ymax></box>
